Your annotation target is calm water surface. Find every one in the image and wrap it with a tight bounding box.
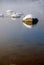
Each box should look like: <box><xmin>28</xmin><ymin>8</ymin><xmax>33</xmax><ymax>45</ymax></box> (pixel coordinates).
<box><xmin>0</xmin><ymin>0</ymin><xmax>44</xmax><ymax>65</ymax></box>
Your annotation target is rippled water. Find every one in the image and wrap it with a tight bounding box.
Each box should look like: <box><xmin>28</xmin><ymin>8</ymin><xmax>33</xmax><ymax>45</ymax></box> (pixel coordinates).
<box><xmin>0</xmin><ymin>0</ymin><xmax>44</xmax><ymax>65</ymax></box>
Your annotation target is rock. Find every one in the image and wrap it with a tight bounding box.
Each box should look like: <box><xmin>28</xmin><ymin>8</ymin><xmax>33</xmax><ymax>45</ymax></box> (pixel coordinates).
<box><xmin>11</xmin><ymin>13</ymin><xmax>21</xmax><ymax>18</ymax></box>
<box><xmin>6</xmin><ymin>10</ymin><xmax>14</xmax><ymax>16</ymax></box>
<box><xmin>22</xmin><ymin>14</ymin><xmax>38</xmax><ymax>25</ymax></box>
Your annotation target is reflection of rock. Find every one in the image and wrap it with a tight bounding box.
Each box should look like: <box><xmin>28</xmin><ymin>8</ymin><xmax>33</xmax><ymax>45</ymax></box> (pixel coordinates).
<box><xmin>11</xmin><ymin>17</ymin><xmax>16</xmax><ymax>20</ymax></box>
<box><xmin>23</xmin><ymin>22</ymin><xmax>32</xmax><ymax>28</ymax></box>
<box><xmin>22</xmin><ymin>14</ymin><xmax>38</xmax><ymax>28</ymax></box>
<box><xmin>22</xmin><ymin>14</ymin><xmax>38</xmax><ymax>25</ymax></box>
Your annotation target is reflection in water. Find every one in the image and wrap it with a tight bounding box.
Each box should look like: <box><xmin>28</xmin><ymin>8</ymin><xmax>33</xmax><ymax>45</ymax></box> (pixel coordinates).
<box><xmin>22</xmin><ymin>14</ymin><xmax>38</xmax><ymax>28</ymax></box>
<box><xmin>23</xmin><ymin>22</ymin><xmax>32</xmax><ymax>28</ymax></box>
<box><xmin>11</xmin><ymin>17</ymin><xmax>16</xmax><ymax>20</ymax></box>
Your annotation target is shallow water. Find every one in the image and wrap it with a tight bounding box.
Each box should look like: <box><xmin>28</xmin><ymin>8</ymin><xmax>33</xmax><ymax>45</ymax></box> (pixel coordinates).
<box><xmin>0</xmin><ymin>0</ymin><xmax>44</xmax><ymax>65</ymax></box>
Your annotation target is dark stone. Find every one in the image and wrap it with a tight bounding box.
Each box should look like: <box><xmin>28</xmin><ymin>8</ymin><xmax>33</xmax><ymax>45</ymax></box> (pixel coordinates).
<box><xmin>32</xmin><ymin>18</ymin><xmax>38</xmax><ymax>25</ymax></box>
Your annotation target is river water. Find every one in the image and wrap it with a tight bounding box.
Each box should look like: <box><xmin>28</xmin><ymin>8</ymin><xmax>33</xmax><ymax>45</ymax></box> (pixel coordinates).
<box><xmin>0</xmin><ymin>0</ymin><xmax>44</xmax><ymax>65</ymax></box>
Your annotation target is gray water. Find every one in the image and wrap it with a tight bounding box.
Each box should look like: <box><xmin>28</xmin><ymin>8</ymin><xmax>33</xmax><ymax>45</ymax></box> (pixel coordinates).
<box><xmin>0</xmin><ymin>0</ymin><xmax>44</xmax><ymax>65</ymax></box>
